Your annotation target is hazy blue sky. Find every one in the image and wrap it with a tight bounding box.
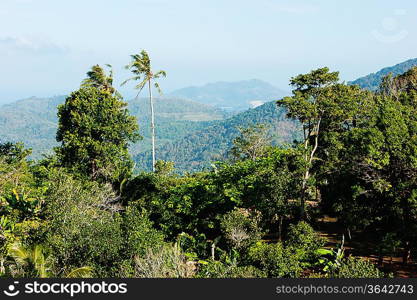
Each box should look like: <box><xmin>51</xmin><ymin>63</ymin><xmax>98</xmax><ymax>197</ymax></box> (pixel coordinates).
<box><xmin>1</xmin><ymin>0</ymin><xmax>416</xmax><ymax>103</ymax></box>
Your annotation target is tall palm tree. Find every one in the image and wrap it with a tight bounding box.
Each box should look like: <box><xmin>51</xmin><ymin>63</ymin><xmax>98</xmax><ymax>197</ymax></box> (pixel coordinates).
<box><xmin>122</xmin><ymin>50</ymin><xmax>166</xmax><ymax>171</ymax></box>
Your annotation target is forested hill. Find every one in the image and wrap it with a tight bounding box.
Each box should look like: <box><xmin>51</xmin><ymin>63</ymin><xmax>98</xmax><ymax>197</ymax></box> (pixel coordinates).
<box><xmin>169</xmin><ymin>79</ymin><xmax>288</xmax><ymax>112</ymax></box>
<box><xmin>349</xmin><ymin>58</ymin><xmax>417</xmax><ymax>90</ymax></box>
<box><xmin>0</xmin><ymin>96</ymin><xmax>226</xmax><ymax>159</ymax></box>
<box><xmin>134</xmin><ymin>101</ymin><xmax>300</xmax><ymax>172</ymax></box>
<box><xmin>129</xmin><ymin>97</ymin><xmax>227</xmax><ymax>156</ymax></box>
<box><xmin>0</xmin><ymin>96</ymin><xmax>65</xmax><ymax>157</ymax></box>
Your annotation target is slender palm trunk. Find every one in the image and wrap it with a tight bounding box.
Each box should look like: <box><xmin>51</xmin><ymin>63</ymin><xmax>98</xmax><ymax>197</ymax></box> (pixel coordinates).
<box><xmin>149</xmin><ymin>79</ymin><xmax>156</xmax><ymax>172</ymax></box>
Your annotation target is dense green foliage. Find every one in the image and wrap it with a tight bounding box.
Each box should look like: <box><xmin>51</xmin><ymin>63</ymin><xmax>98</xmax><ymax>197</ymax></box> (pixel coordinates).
<box><xmin>329</xmin><ymin>257</ymin><xmax>385</xmax><ymax>278</ymax></box>
<box><xmin>56</xmin><ymin>86</ymin><xmax>140</xmax><ymax>183</ymax></box>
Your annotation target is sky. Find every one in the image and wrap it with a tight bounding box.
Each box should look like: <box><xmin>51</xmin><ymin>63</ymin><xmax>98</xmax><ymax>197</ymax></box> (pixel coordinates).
<box><xmin>0</xmin><ymin>0</ymin><xmax>416</xmax><ymax>103</ymax></box>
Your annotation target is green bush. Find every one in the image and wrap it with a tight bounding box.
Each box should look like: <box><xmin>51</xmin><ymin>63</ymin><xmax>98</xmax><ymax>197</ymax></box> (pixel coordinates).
<box><xmin>176</xmin><ymin>232</ymin><xmax>210</xmax><ymax>258</ymax></box>
<box><xmin>248</xmin><ymin>241</ymin><xmax>302</xmax><ymax>277</ymax></box>
<box><xmin>220</xmin><ymin>208</ymin><xmax>262</xmax><ymax>250</ymax></box>
<box><xmin>286</xmin><ymin>221</ymin><xmax>325</xmax><ymax>262</ymax></box>
<box><xmin>330</xmin><ymin>257</ymin><xmax>386</xmax><ymax>278</ymax></box>
<box><xmin>122</xmin><ymin>206</ymin><xmax>165</xmax><ymax>258</ymax></box>
<box><xmin>44</xmin><ymin>171</ymin><xmax>124</xmax><ymax>276</ymax></box>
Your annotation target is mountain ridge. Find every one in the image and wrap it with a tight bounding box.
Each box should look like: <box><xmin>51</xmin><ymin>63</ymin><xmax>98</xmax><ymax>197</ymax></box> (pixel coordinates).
<box><xmin>349</xmin><ymin>58</ymin><xmax>417</xmax><ymax>90</ymax></box>
<box><xmin>168</xmin><ymin>79</ymin><xmax>289</xmax><ymax>111</ymax></box>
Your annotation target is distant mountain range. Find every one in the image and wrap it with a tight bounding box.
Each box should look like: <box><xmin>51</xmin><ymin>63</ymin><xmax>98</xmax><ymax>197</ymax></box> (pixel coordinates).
<box><xmin>349</xmin><ymin>58</ymin><xmax>417</xmax><ymax>91</ymax></box>
<box><xmin>168</xmin><ymin>79</ymin><xmax>288</xmax><ymax>112</ymax></box>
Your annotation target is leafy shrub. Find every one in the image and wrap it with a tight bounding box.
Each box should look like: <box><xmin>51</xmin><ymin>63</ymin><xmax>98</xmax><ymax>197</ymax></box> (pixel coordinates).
<box><xmin>220</xmin><ymin>208</ymin><xmax>262</xmax><ymax>250</ymax></box>
<box><xmin>377</xmin><ymin>232</ymin><xmax>401</xmax><ymax>263</ymax></box>
<box><xmin>44</xmin><ymin>170</ymin><xmax>124</xmax><ymax>276</ymax></box>
<box><xmin>176</xmin><ymin>232</ymin><xmax>210</xmax><ymax>258</ymax></box>
<box><xmin>286</xmin><ymin>221</ymin><xmax>325</xmax><ymax>262</ymax></box>
<box><xmin>248</xmin><ymin>241</ymin><xmax>302</xmax><ymax>277</ymax></box>
<box><xmin>330</xmin><ymin>257</ymin><xmax>386</xmax><ymax>278</ymax></box>
<box><xmin>314</xmin><ymin>246</ymin><xmax>345</xmax><ymax>273</ymax></box>
<box><xmin>122</xmin><ymin>206</ymin><xmax>165</xmax><ymax>258</ymax></box>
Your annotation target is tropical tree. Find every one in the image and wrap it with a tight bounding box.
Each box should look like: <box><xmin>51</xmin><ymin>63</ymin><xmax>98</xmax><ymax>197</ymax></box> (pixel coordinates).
<box><xmin>277</xmin><ymin>68</ymin><xmax>338</xmax><ymax>217</ymax></box>
<box><xmin>277</xmin><ymin>67</ymin><xmax>370</xmax><ymax>218</ymax></box>
<box><xmin>229</xmin><ymin>124</ymin><xmax>270</xmax><ymax>161</ymax></box>
<box><xmin>319</xmin><ymin>69</ymin><xmax>417</xmax><ymax>264</ymax></box>
<box><xmin>56</xmin><ymin>71</ymin><xmax>141</xmax><ymax>183</ymax></box>
<box><xmin>122</xmin><ymin>50</ymin><xmax>166</xmax><ymax>171</ymax></box>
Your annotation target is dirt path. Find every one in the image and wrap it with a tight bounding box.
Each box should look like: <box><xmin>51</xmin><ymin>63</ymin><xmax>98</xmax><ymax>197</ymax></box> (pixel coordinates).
<box><xmin>316</xmin><ymin>216</ymin><xmax>417</xmax><ymax>278</ymax></box>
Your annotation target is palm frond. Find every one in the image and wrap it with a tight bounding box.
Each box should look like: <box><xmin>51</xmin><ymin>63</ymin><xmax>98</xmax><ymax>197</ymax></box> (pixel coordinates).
<box><xmin>115</xmin><ymin>90</ymin><xmax>123</xmax><ymax>99</ymax></box>
<box><xmin>105</xmin><ymin>64</ymin><xmax>114</xmax><ymax>78</ymax></box>
<box><xmin>154</xmin><ymin>70</ymin><xmax>167</xmax><ymax>78</ymax></box>
<box><xmin>121</xmin><ymin>76</ymin><xmax>141</xmax><ymax>86</ymax></box>
<box><xmin>8</xmin><ymin>242</ymin><xmax>29</xmax><ymax>266</ymax></box>
<box><xmin>135</xmin><ymin>80</ymin><xmax>147</xmax><ymax>92</ymax></box>
<box><xmin>65</xmin><ymin>266</ymin><xmax>93</xmax><ymax>278</ymax></box>
<box><xmin>154</xmin><ymin>82</ymin><xmax>163</xmax><ymax>95</ymax></box>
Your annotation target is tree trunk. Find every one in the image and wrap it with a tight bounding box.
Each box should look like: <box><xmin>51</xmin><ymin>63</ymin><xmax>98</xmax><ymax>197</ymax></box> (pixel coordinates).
<box><xmin>278</xmin><ymin>216</ymin><xmax>283</xmax><ymax>241</ymax></box>
<box><xmin>300</xmin><ymin>127</ymin><xmax>309</xmax><ymax>219</ymax></box>
<box><xmin>300</xmin><ymin>170</ymin><xmax>309</xmax><ymax>219</ymax></box>
<box><xmin>149</xmin><ymin>80</ymin><xmax>156</xmax><ymax>172</ymax></box>
<box><xmin>403</xmin><ymin>241</ymin><xmax>411</xmax><ymax>265</ymax></box>
<box><xmin>300</xmin><ymin>119</ymin><xmax>321</xmax><ymax>219</ymax></box>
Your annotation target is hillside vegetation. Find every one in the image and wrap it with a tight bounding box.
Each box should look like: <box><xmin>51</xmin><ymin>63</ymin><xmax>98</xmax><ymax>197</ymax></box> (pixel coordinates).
<box><xmin>135</xmin><ymin>101</ymin><xmax>300</xmax><ymax>172</ymax></box>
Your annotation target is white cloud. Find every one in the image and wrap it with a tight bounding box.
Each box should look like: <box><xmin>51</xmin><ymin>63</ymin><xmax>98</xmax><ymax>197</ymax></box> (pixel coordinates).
<box><xmin>0</xmin><ymin>36</ymin><xmax>68</xmax><ymax>54</ymax></box>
